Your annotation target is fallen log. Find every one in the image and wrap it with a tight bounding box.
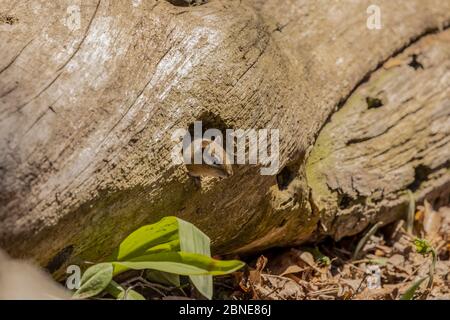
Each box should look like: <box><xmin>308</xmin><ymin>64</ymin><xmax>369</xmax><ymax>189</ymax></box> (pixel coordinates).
<box><xmin>307</xmin><ymin>29</ymin><xmax>450</xmax><ymax>241</ymax></box>
<box><xmin>0</xmin><ymin>0</ymin><xmax>449</xmax><ymax>276</ymax></box>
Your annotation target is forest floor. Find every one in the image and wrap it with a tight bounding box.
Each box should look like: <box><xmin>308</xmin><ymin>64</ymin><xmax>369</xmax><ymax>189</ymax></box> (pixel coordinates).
<box><xmin>122</xmin><ymin>203</ymin><xmax>449</xmax><ymax>300</ymax></box>
<box><xmin>219</xmin><ymin>203</ymin><xmax>450</xmax><ymax>300</ymax></box>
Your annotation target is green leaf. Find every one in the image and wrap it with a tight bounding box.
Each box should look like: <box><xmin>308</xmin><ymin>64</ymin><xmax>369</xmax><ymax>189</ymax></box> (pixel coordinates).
<box><xmin>412</xmin><ymin>238</ymin><xmax>437</xmax><ymax>289</ymax></box>
<box><xmin>178</xmin><ymin>218</ymin><xmax>211</xmax><ymax>256</ymax></box>
<box><xmin>105</xmin><ymin>281</ymin><xmax>145</xmax><ymax>300</ymax></box>
<box><xmin>400</xmin><ymin>277</ymin><xmax>428</xmax><ymax>300</ymax></box>
<box><xmin>145</xmin><ymin>239</ymin><xmax>181</xmax><ymax>254</ymax></box>
<box><xmin>352</xmin><ymin>221</ymin><xmax>383</xmax><ymax>260</ymax></box>
<box><xmin>104</xmin><ymin>280</ymin><xmax>123</xmax><ymax>297</ymax></box>
<box><xmin>73</xmin><ymin>263</ymin><xmax>113</xmax><ymax>299</ymax></box>
<box><xmin>305</xmin><ymin>247</ymin><xmax>331</xmax><ymax>266</ymax></box>
<box><xmin>112</xmin><ymin>252</ymin><xmax>245</xmax><ymax>276</ymax></box>
<box><xmin>177</xmin><ymin>218</ymin><xmax>213</xmax><ymax>299</ymax></box>
<box><xmin>145</xmin><ymin>270</ymin><xmax>181</xmax><ymax>287</ymax></box>
<box><xmin>112</xmin><ymin>216</ymin><xmax>179</xmax><ymax>261</ymax></box>
<box><xmin>106</xmin><ymin>217</ymin><xmax>245</xmax><ymax>300</ymax></box>
<box><xmin>428</xmin><ymin>250</ymin><xmax>437</xmax><ymax>289</ymax></box>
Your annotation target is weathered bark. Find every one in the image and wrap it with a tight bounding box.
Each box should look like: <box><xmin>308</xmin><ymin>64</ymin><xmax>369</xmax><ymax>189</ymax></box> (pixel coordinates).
<box><xmin>0</xmin><ymin>0</ymin><xmax>449</xmax><ymax>274</ymax></box>
<box><xmin>306</xmin><ymin>29</ymin><xmax>450</xmax><ymax>241</ymax></box>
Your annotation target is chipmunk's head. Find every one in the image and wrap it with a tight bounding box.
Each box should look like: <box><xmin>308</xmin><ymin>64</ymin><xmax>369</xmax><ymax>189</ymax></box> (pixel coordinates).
<box><xmin>186</xmin><ymin>139</ymin><xmax>233</xmax><ymax>178</ymax></box>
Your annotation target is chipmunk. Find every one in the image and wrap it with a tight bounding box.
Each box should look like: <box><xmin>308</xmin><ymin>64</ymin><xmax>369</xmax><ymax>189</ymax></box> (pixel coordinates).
<box><xmin>0</xmin><ymin>249</ymin><xmax>70</xmax><ymax>300</ymax></box>
<box><xmin>167</xmin><ymin>0</ymin><xmax>208</xmax><ymax>6</ymax></box>
<box><xmin>185</xmin><ymin>138</ymin><xmax>233</xmax><ymax>182</ymax></box>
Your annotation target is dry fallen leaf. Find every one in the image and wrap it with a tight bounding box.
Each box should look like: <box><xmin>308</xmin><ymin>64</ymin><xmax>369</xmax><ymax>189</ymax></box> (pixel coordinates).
<box><xmin>267</xmin><ymin>250</ymin><xmax>306</xmax><ymax>276</ymax></box>
<box><xmin>228</xmin><ymin>205</ymin><xmax>450</xmax><ymax>301</ymax></box>
<box><xmin>423</xmin><ymin>201</ymin><xmax>442</xmax><ymax>237</ymax></box>
<box><xmin>248</xmin><ymin>255</ymin><xmax>268</xmax><ymax>285</ymax></box>
<box><xmin>253</xmin><ymin>274</ymin><xmax>304</xmax><ymax>300</ymax></box>
<box><xmin>280</xmin><ymin>265</ymin><xmax>305</xmax><ymax>277</ymax></box>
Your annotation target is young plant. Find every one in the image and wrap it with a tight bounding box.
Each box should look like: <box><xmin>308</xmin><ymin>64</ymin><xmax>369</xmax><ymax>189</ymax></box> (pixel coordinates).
<box><xmin>305</xmin><ymin>247</ymin><xmax>331</xmax><ymax>266</ymax></box>
<box><xmin>413</xmin><ymin>238</ymin><xmax>437</xmax><ymax>289</ymax></box>
<box><xmin>73</xmin><ymin>217</ymin><xmax>245</xmax><ymax>300</ymax></box>
<box><xmin>400</xmin><ymin>238</ymin><xmax>437</xmax><ymax>300</ymax></box>
<box><xmin>399</xmin><ymin>277</ymin><xmax>428</xmax><ymax>300</ymax></box>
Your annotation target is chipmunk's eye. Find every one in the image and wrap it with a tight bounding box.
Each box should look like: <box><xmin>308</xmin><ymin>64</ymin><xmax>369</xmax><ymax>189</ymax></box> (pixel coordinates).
<box><xmin>212</xmin><ymin>156</ymin><xmax>221</xmax><ymax>165</ymax></box>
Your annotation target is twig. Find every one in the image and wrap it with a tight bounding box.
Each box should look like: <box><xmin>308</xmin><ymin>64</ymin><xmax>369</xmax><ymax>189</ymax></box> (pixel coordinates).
<box><xmin>352</xmin><ymin>221</ymin><xmax>384</xmax><ymax>260</ymax></box>
<box><xmin>353</xmin><ymin>273</ymin><xmax>369</xmax><ymax>296</ymax></box>
<box><xmin>308</xmin><ymin>287</ymin><xmax>339</xmax><ymax>296</ymax></box>
<box><xmin>406</xmin><ymin>190</ymin><xmax>415</xmax><ymax>234</ymax></box>
<box><xmin>132</xmin><ymin>282</ymin><xmax>166</xmax><ymax>297</ymax></box>
<box><xmin>402</xmin><ymin>261</ymin><xmax>427</xmax><ymax>283</ymax></box>
<box><xmin>121</xmin><ymin>275</ymin><xmax>183</xmax><ymax>297</ymax></box>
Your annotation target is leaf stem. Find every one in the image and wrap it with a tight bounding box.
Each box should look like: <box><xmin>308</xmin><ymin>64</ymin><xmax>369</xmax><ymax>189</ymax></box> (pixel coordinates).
<box><xmin>406</xmin><ymin>190</ymin><xmax>415</xmax><ymax>235</ymax></box>
<box><xmin>352</xmin><ymin>221</ymin><xmax>383</xmax><ymax>260</ymax></box>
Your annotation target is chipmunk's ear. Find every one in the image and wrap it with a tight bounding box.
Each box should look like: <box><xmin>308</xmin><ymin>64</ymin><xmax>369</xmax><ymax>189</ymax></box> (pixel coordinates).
<box><xmin>200</xmin><ymin>139</ymin><xmax>213</xmax><ymax>148</ymax></box>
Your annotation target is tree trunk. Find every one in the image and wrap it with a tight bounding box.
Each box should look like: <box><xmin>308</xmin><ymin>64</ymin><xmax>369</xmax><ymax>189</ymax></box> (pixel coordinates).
<box><xmin>0</xmin><ymin>0</ymin><xmax>449</xmax><ymax>275</ymax></box>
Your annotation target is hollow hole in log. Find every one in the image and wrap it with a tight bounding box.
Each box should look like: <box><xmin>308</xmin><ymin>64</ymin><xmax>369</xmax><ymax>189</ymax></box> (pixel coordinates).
<box><xmin>187</xmin><ymin>111</ymin><xmax>230</xmax><ymax>147</ymax></box>
<box><xmin>276</xmin><ymin>166</ymin><xmax>295</xmax><ymax>190</ymax></box>
<box><xmin>408</xmin><ymin>164</ymin><xmax>432</xmax><ymax>192</ymax></box>
<box><xmin>188</xmin><ymin>112</ymin><xmax>228</xmax><ymax>135</ymax></box>
<box><xmin>338</xmin><ymin>194</ymin><xmax>353</xmax><ymax>209</ymax></box>
<box><xmin>184</xmin><ymin>112</ymin><xmax>232</xmax><ymax>183</ymax></box>
<box><xmin>366</xmin><ymin>96</ymin><xmax>384</xmax><ymax>109</ymax></box>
